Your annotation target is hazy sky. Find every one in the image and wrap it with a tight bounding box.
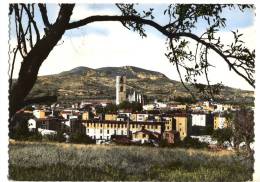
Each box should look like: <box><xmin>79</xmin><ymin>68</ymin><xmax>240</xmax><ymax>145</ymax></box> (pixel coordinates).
<box><xmin>10</xmin><ymin>4</ymin><xmax>255</xmax><ymax>90</ymax></box>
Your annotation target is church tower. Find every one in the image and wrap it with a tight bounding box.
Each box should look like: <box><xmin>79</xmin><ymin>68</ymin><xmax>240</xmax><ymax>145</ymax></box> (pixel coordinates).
<box><xmin>116</xmin><ymin>76</ymin><xmax>126</xmax><ymax>105</ymax></box>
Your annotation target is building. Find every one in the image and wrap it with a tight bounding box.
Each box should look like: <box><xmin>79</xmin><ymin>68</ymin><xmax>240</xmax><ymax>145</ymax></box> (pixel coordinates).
<box><xmin>174</xmin><ymin>114</ymin><xmax>189</xmax><ymax>140</ymax></box>
<box><xmin>190</xmin><ymin>112</ymin><xmax>214</xmax><ymax>136</ymax></box>
<box><xmin>214</xmin><ymin>113</ymin><xmax>229</xmax><ymax>129</ymax></box>
<box><xmin>105</xmin><ymin>114</ymin><xmax>118</xmax><ymax>121</ymax></box>
<box><xmin>130</xmin><ymin>113</ymin><xmax>149</xmax><ymax>122</ymax></box>
<box><xmin>61</xmin><ymin>109</ymin><xmax>80</xmax><ymax>120</ymax></box>
<box><xmin>162</xmin><ymin>116</ymin><xmax>174</xmax><ymax>131</ymax></box>
<box><xmin>82</xmin><ymin>112</ymin><xmax>90</xmax><ymax>120</ymax></box>
<box><xmin>191</xmin><ymin>113</ymin><xmax>207</xmax><ymax>126</ymax></box>
<box><xmin>132</xmin><ymin>128</ymin><xmax>160</xmax><ymax>144</ymax></box>
<box><xmin>128</xmin><ymin>91</ymin><xmax>143</xmax><ymax>104</ymax></box>
<box><xmin>28</xmin><ymin>116</ymin><xmax>65</xmax><ymax>133</ymax></box>
<box><xmin>163</xmin><ymin>131</ymin><xmax>180</xmax><ymax>144</ymax></box>
<box><xmin>33</xmin><ymin>110</ymin><xmax>46</xmax><ymax>119</ymax></box>
<box><xmin>84</xmin><ymin>120</ymin><xmax>163</xmax><ymax>141</ymax></box>
<box><xmin>116</xmin><ymin>76</ymin><xmax>126</xmax><ymax>105</ymax></box>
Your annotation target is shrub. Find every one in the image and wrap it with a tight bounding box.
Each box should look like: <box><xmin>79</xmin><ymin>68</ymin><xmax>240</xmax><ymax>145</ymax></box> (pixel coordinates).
<box><xmin>212</xmin><ymin>128</ymin><xmax>233</xmax><ymax>147</ymax></box>
<box><xmin>69</xmin><ymin>132</ymin><xmax>95</xmax><ymax>144</ymax></box>
<box><xmin>43</xmin><ymin>131</ymin><xmax>66</xmax><ymax>143</ymax></box>
<box><xmin>174</xmin><ymin>136</ymin><xmax>208</xmax><ymax>149</ymax></box>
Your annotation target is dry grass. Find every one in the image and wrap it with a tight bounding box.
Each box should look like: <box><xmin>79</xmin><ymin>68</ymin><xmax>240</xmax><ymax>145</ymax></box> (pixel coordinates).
<box><xmin>9</xmin><ymin>141</ymin><xmax>253</xmax><ymax>181</ymax></box>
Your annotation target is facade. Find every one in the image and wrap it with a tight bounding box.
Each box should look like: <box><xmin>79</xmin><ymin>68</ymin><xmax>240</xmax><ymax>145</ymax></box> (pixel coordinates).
<box><xmin>190</xmin><ymin>113</ymin><xmax>214</xmax><ymax>136</ymax></box>
<box><xmin>191</xmin><ymin>113</ymin><xmax>206</xmax><ymax>126</ymax></box>
<box><xmin>33</xmin><ymin>110</ymin><xmax>46</xmax><ymax>119</ymax></box>
<box><xmin>214</xmin><ymin>114</ymin><xmax>228</xmax><ymax>129</ymax></box>
<box><xmin>105</xmin><ymin>114</ymin><xmax>118</xmax><ymax>121</ymax></box>
<box><xmin>84</xmin><ymin>120</ymin><xmax>163</xmax><ymax>141</ymax></box>
<box><xmin>163</xmin><ymin>131</ymin><xmax>179</xmax><ymax>144</ymax></box>
<box><xmin>28</xmin><ymin>118</ymin><xmax>37</xmax><ymax>132</ymax></box>
<box><xmin>82</xmin><ymin>112</ymin><xmax>89</xmax><ymax>120</ymax></box>
<box><xmin>174</xmin><ymin>114</ymin><xmax>188</xmax><ymax>140</ymax></box>
<box><xmin>163</xmin><ymin>116</ymin><xmax>174</xmax><ymax>131</ymax></box>
<box><xmin>132</xmin><ymin>129</ymin><xmax>160</xmax><ymax>143</ymax></box>
<box><xmin>28</xmin><ymin>117</ymin><xmax>65</xmax><ymax>133</ymax></box>
<box><xmin>128</xmin><ymin>91</ymin><xmax>143</xmax><ymax>104</ymax></box>
<box><xmin>130</xmin><ymin>113</ymin><xmax>149</xmax><ymax>122</ymax></box>
<box><xmin>116</xmin><ymin>76</ymin><xmax>126</xmax><ymax>105</ymax></box>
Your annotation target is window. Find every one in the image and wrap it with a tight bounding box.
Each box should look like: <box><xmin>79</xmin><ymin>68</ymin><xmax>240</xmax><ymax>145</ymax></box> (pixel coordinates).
<box><xmin>114</xmin><ymin>130</ymin><xmax>116</xmax><ymax>134</ymax></box>
<box><xmin>100</xmin><ymin>129</ymin><xmax>102</xmax><ymax>133</ymax></box>
<box><xmin>120</xmin><ymin>86</ymin><xmax>123</xmax><ymax>92</ymax></box>
<box><xmin>121</xmin><ymin>130</ymin><xmax>123</xmax><ymax>135</ymax></box>
<box><xmin>101</xmin><ymin>124</ymin><xmax>102</xmax><ymax>127</ymax></box>
<box><xmin>87</xmin><ymin>129</ymin><xmax>89</xmax><ymax>133</ymax></box>
<box><xmin>107</xmin><ymin>130</ymin><xmax>109</xmax><ymax>134</ymax></box>
<box><xmin>142</xmin><ymin>134</ymin><xmax>146</xmax><ymax>138</ymax></box>
<box><xmin>100</xmin><ymin>136</ymin><xmax>102</xmax><ymax>139</ymax></box>
<box><xmin>155</xmin><ymin>125</ymin><xmax>158</xmax><ymax>129</ymax></box>
<box><xmin>107</xmin><ymin>136</ymin><xmax>109</xmax><ymax>140</ymax></box>
<box><xmin>120</xmin><ymin>77</ymin><xmax>124</xmax><ymax>83</ymax></box>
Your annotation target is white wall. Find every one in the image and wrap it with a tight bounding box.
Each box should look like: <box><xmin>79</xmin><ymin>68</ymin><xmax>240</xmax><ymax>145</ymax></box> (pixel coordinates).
<box><xmin>191</xmin><ymin>114</ymin><xmax>206</xmax><ymax>126</ymax></box>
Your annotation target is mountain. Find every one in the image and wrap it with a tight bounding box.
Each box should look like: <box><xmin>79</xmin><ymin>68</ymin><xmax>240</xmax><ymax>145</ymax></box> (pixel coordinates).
<box><xmin>27</xmin><ymin>66</ymin><xmax>254</xmax><ymax>104</ymax></box>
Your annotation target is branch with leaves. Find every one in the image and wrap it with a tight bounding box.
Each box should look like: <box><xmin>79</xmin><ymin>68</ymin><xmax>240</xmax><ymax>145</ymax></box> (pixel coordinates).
<box><xmin>9</xmin><ymin>3</ymin><xmax>255</xmax><ymax>118</ymax></box>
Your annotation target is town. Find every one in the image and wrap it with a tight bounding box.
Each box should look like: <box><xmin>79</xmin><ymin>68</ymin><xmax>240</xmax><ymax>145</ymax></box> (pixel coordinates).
<box><xmin>11</xmin><ymin>75</ymin><xmax>252</xmax><ymax>149</ymax></box>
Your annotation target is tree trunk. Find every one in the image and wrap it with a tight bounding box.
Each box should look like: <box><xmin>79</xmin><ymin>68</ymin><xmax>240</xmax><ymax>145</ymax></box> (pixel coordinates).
<box><xmin>9</xmin><ymin>4</ymin><xmax>75</xmax><ymax>118</ymax></box>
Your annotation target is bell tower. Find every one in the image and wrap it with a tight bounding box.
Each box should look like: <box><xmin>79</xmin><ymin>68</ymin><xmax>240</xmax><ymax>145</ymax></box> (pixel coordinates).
<box><xmin>116</xmin><ymin>76</ymin><xmax>126</xmax><ymax>105</ymax></box>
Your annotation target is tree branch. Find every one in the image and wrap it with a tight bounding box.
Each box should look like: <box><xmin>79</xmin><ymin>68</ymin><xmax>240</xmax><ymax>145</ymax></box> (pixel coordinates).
<box><xmin>67</xmin><ymin>14</ymin><xmax>254</xmax><ymax>88</ymax></box>
<box><xmin>21</xmin><ymin>3</ymin><xmax>40</xmax><ymax>42</ymax></box>
<box><xmin>38</xmin><ymin>3</ymin><xmax>51</xmax><ymax>29</ymax></box>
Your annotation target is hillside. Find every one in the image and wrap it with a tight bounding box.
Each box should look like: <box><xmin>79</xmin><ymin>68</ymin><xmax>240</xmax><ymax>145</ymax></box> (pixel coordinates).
<box><xmin>27</xmin><ymin>66</ymin><xmax>254</xmax><ymax>104</ymax></box>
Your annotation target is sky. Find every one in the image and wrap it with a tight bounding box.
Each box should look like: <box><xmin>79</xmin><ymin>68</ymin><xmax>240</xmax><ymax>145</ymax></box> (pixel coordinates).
<box><xmin>9</xmin><ymin>4</ymin><xmax>256</xmax><ymax>91</ymax></box>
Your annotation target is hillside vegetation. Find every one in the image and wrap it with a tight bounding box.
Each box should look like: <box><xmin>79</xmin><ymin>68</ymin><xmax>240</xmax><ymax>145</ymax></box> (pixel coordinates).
<box><xmin>9</xmin><ymin>141</ymin><xmax>253</xmax><ymax>181</ymax></box>
<box><xmin>27</xmin><ymin>66</ymin><xmax>254</xmax><ymax>104</ymax></box>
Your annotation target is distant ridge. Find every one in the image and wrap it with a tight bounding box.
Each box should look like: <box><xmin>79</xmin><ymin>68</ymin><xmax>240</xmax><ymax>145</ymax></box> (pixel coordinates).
<box><xmin>28</xmin><ymin>66</ymin><xmax>254</xmax><ymax>104</ymax></box>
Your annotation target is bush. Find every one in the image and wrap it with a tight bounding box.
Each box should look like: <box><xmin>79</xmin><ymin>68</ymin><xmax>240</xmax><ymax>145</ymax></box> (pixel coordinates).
<box><xmin>27</xmin><ymin>132</ymin><xmax>42</xmax><ymax>141</ymax></box>
<box><xmin>212</xmin><ymin>128</ymin><xmax>233</xmax><ymax>147</ymax></box>
<box><xmin>174</xmin><ymin>136</ymin><xmax>208</xmax><ymax>149</ymax></box>
<box><xmin>43</xmin><ymin>131</ymin><xmax>66</xmax><ymax>143</ymax></box>
<box><xmin>69</xmin><ymin>132</ymin><xmax>95</xmax><ymax>144</ymax></box>
<box><xmin>10</xmin><ymin>116</ymin><xmax>42</xmax><ymax>142</ymax></box>
<box><xmin>10</xmin><ymin>116</ymin><xmax>31</xmax><ymax>140</ymax></box>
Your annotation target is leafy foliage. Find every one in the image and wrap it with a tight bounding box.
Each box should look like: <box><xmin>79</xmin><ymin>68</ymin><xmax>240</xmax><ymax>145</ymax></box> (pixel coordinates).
<box><xmin>118</xmin><ymin>101</ymin><xmax>142</xmax><ymax>112</ymax></box>
<box><xmin>69</xmin><ymin>132</ymin><xmax>95</xmax><ymax>144</ymax></box>
<box><xmin>173</xmin><ymin>136</ymin><xmax>208</xmax><ymax>149</ymax></box>
<box><xmin>212</xmin><ymin>128</ymin><xmax>233</xmax><ymax>146</ymax></box>
<box><xmin>233</xmin><ymin>107</ymin><xmax>254</xmax><ymax>154</ymax></box>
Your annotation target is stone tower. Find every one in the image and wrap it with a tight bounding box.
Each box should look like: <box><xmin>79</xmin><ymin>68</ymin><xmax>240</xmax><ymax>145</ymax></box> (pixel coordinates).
<box><xmin>116</xmin><ymin>76</ymin><xmax>126</xmax><ymax>105</ymax></box>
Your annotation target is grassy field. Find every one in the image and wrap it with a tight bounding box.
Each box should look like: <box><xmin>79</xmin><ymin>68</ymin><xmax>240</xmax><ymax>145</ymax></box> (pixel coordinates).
<box><xmin>9</xmin><ymin>141</ymin><xmax>254</xmax><ymax>181</ymax></box>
